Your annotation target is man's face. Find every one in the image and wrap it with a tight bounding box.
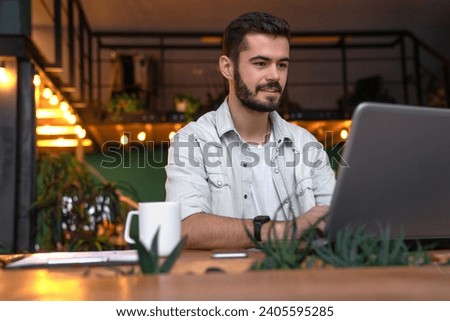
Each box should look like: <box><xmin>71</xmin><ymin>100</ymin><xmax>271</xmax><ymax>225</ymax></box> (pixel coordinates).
<box><xmin>233</xmin><ymin>34</ymin><xmax>290</xmax><ymax>112</ymax></box>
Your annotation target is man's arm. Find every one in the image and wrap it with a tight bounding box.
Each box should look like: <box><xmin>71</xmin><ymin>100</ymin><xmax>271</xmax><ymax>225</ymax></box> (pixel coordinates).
<box><xmin>182</xmin><ymin>205</ymin><xmax>329</xmax><ymax>250</ymax></box>
<box><xmin>182</xmin><ymin>213</ymin><xmax>254</xmax><ymax>249</ymax></box>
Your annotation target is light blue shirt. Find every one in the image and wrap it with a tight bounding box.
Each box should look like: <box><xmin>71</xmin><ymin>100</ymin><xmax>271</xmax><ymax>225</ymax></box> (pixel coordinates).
<box><xmin>165</xmin><ymin>99</ymin><xmax>336</xmax><ymax>221</ymax></box>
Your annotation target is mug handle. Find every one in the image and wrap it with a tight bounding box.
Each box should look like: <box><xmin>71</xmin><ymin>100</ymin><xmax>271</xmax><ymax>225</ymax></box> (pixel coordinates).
<box><xmin>123</xmin><ymin>210</ymin><xmax>139</xmax><ymax>244</ymax></box>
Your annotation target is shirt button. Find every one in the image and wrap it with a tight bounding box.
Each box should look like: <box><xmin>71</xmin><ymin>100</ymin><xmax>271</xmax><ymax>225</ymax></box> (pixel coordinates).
<box><xmin>274</xmin><ymin>169</ymin><xmax>279</xmax><ymax>174</ymax></box>
<box><xmin>242</xmin><ymin>163</ymin><xmax>247</xmax><ymax>167</ymax></box>
<box><xmin>244</xmin><ymin>194</ymin><xmax>248</xmax><ymax>199</ymax></box>
<box><xmin>217</xmin><ymin>181</ymin><xmax>222</xmax><ymax>186</ymax></box>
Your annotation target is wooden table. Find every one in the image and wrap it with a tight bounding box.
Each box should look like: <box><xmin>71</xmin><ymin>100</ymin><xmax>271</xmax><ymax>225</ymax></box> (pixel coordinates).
<box><xmin>1</xmin><ymin>250</ymin><xmax>450</xmax><ymax>300</ymax></box>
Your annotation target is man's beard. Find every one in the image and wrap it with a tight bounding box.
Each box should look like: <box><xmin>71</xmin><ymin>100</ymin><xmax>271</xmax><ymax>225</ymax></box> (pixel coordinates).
<box><xmin>234</xmin><ymin>69</ymin><xmax>285</xmax><ymax>112</ymax></box>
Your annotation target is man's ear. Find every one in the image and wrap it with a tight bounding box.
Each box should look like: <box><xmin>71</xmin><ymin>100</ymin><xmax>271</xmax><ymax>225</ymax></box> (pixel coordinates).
<box><xmin>219</xmin><ymin>55</ymin><xmax>234</xmax><ymax>81</ymax></box>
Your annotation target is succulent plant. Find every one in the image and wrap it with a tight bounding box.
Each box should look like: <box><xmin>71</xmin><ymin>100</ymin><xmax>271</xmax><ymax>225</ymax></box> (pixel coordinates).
<box><xmin>133</xmin><ymin>228</ymin><xmax>187</xmax><ymax>274</ymax></box>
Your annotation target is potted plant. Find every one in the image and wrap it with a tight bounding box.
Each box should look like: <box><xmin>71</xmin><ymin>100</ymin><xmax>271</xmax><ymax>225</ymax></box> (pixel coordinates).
<box><xmin>32</xmin><ymin>153</ymin><xmax>139</xmax><ymax>252</ymax></box>
<box><xmin>247</xmin><ymin>217</ymin><xmax>434</xmax><ymax>271</ymax></box>
<box><xmin>133</xmin><ymin>228</ymin><xmax>187</xmax><ymax>274</ymax></box>
<box><xmin>106</xmin><ymin>92</ymin><xmax>143</xmax><ymax>120</ymax></box>
<box><xmin>174</xmin><ymin>93</ymin><xmax>202</xmax><ymax>122</ymax></box>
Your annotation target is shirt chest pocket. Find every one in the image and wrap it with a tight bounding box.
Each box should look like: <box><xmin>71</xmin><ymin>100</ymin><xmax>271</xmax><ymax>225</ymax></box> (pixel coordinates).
<box><xmin>295</xmin><ymin>177</ymin><xmax>316</xmax><ymax>214</ymax></box>
<box><xmin>207</xmin><ymin>173</ymin><xmax>229</xmax><ymax>189</ymax></box>
<box><xmin>206</xmin><ymin>172</ymin><xmax>233</xmax><ymax>215</ymax></box>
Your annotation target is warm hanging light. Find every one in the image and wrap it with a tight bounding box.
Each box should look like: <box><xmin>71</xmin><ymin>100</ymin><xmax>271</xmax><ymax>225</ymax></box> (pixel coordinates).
<box><xmin>168</xmin><ymin>131</ymin><xmax>176</xmax><ymax>140</ymax></box>
<box><xmin>33</xmin><ymin>74</ymin><xmax>41</xmax><ymax>87</ymax></box>
<box><xmin>60</xmin><ymin>101</ymin><xmax>70</xmax><ymax>111</ymax></box>
<box><xmin>120</xmin><ymin>134</ymin><xmax>129</xmax><ymax>145</ymax></box>
<box><xmin>42</xmin><ymin>87</ymin><xmax>53</xmax><ymax>99</ymax></box>
<box><xmin>75</xmin><ymin>126</ymin><xmax>86</xmax><ymax>139</ymax></box>
<box><xmin>137</xmin><ymin>131</ymin><xmax>146</xmax><ymax>141</ymax></box>
<box><xmin>67</xmin><ymin>114</ymin><xmax>77</xmax><ymax>124</ymax></box>
<box><xmin>62</xmin><ymin>110</ymin><xmax>77</xmax><ymax>124</ymax></box>
<box><xmin>0</xmin><ymin>62</ymin><xmax>11</xmax><ymax>85</ymax></box>
<box><xmin>49</xmin><ymin>94</ymin><xmax>59</xmax><ymax>106</ymax></box>
<box><xmin>340</xmin><ymin>128</ymin><xmax>349</xmax><ymax>140</ymax></box>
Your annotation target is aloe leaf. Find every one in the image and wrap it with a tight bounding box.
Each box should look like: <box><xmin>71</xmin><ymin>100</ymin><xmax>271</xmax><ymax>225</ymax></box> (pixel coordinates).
<box><xmin>134</xmin><ymin>238</ymin><xmax>153</xmax><ymax>274</ymax></box>
<box><xmin>160</xmin><ymin>235</ymin><xmax>187</xmax><ymax>273</ymax></box>
<box><xmin>148</xmin><ymin>228</ymin><xmax>161</xmax><ymax>273</ymax></box>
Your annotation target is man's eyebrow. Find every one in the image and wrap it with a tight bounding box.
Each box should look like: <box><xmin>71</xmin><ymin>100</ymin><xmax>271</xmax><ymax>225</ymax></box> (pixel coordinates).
<box><xmin>249</xmin><ymin>55</ymin><xmax>270</xmax><ymax>62</ymax></box>
<box><xmin>249</xmin><ymin>56</ymin><xmax>290</xmax><ymax>62</ymax></box>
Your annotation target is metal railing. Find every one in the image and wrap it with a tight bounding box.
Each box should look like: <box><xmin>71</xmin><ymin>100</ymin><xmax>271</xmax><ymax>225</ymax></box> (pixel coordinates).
<box><xmin>21</xmin><ymin>1</ymin><xmax>450</xmax><ymax>121</ymax></box>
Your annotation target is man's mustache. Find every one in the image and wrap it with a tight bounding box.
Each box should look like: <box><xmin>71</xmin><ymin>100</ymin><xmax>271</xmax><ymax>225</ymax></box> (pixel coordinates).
<box><xmin>256</xmin><ymin>81</ymin><xmax>282</xmax><ymax>93</ymax></box>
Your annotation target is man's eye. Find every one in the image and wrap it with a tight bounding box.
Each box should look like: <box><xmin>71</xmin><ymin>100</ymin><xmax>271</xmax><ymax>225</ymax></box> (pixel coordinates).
<box><xmin>254</xmin><ymin>62</ymin><xmax>266</xmax><ymax>67</ymax></box>
<box><xmin>278</xmin><ymin>63</ymin><xmax>288</xmax><ymax>69</ymax></box>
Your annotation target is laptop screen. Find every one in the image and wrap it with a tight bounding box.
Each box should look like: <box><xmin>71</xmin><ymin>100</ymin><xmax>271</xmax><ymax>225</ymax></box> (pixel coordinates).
<box><xmin>325</xmin><ymin>102</ymin><xmax>450</xmax><ymax>244</ymax></box>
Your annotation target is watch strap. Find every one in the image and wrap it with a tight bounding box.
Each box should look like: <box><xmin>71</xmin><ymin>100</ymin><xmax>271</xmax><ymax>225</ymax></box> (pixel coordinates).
<box><xmin>253</xmin><ymin>215</ymin><xmax>271</xmax><ymax>242</ymax></box>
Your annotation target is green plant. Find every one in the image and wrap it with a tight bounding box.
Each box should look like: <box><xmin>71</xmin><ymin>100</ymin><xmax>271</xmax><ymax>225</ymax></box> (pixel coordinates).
<box><xmin>248</xmin><ymin>214</ymin><xmax>433</xmax><ymax>270</ymax></box>
<box><xmin>313</xmin><ymin>226</ymin><xmax>432</xmax><ymax>267</ymax></box>
<box><xmin>68</xmin><ymin>235</ymin><xmax>115</xmax><ymax>251</ymax></box>
<box><xmin>32</xmin><ymin>153</ymin><xmax>137</xmax><ymax>251</ymax></box>
<box><xmin>174</xmin><ymin>93</ymin><xmax>201</xmax><ymax>122</ymax></box>
<box><xmin>247</xmin><ymin>219</ymin><xmax>319</xmax><ymax>270</ymax></box>
<box><xmin>106</xmin><ymin>92</ymin><xmax>143</xmax><ymax>118</ymax></box>
<box><xmin>133</xmin><ymin>228</ymin><xmax>187</xmax><ymax>274</ymax></box>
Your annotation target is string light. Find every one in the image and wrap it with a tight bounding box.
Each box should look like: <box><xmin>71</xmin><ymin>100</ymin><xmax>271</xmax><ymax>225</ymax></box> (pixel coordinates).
<box><xmin>340</xmin><ymin>128</ymin><xmax>349</xmax><ymax>140</ymax></box>
<box><xmin>137</xmin><ymin>131</ymin><xmax>146</xmax><ymax>141</ymax></box>
<box><xmin>120</xmin><ymin>134</ymin><xmax>129</xmax><ymax>145</ymax></box>
<box><xmin>42</xmin><ymin>87</ymin><xmax>53</xmax><ymax>99</ymax></box>
<box><xmin>60</xmin><ymin>101</ymin><xmax>70</xmax><ymax>111</ymax></box>
<box><xmin>74</xmin><ymin>125</ymin><xmax>86</xmax><ymax>139</ymax></box>
<box><xmin>33</xmin><ymin>74</ymin><xmax>41</xmax><ymax>87</ymax></box>
<box><xmin>49</xmin><ymin>94</ymin><xmax>59</xmax><ymax>106</ymax></box>
<box><xmin>67</xmin><ymin>114</ymin><xmax>77</xmax><ymax>124</ymax></box>
<box><xmin>34</xmin><ymin>71</ymin><xmax>92</xmax><ymax>149</ymax></box>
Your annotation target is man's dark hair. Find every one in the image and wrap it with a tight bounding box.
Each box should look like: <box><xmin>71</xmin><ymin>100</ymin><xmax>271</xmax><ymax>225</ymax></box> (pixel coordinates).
<box><xmin>222</xmin><ymin>12</ymin><xmax>291</xmax><ymax>63</ymax></box>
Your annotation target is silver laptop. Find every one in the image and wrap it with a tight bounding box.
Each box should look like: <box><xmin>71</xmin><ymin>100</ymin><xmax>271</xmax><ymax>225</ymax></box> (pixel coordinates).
<box><xmin>325</xmin><ymin>102</ymin><xmax>450</xmax><ymax>247</ymax></box>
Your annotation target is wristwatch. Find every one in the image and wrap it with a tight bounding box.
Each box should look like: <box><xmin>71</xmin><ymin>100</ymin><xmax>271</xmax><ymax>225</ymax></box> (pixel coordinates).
<box><xmin>253</xmin><ymin>215</ymin><xmax>271</xmax><ymax>242</ymax></box>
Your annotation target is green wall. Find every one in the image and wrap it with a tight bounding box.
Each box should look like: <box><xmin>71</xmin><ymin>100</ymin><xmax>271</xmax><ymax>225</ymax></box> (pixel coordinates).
<box><xmin>84</xmin><ymin>145</ymin><xmax>343</xmax><ymax>204</ymax></box>
<box><xmin>84</xmin><ymin>147</ymin><xmax>168</xmax><ymax>202</ymax></box>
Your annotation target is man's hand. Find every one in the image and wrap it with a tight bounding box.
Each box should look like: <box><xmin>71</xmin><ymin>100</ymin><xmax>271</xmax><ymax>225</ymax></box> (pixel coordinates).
<box><xmin>262</xmin><ymin>205</ymin><xmax>330</xmax><ymax>242</ymax></box>
<box><xmin>295</xmin><ymin>205</ymin><xmax>329</xmax><ymax>235</ymax></box>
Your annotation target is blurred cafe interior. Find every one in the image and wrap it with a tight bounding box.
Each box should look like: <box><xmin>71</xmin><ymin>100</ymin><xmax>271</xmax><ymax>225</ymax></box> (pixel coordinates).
<box><xmin>0</xmin><ymin>0</ymin><xmax>449</xmax><ymax>259</ymax></box>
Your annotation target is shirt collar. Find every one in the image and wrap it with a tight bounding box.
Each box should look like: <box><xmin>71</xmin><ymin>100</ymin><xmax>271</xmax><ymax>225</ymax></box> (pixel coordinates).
<box><xmin>215</xmin><ymin>98</ymin><xmax>293</xmax><ymax>145</ymax></box>
<box><xmin>215</xmin><ymin>98</ymin><xmax>236</xmax><ymax>137</ymax></box>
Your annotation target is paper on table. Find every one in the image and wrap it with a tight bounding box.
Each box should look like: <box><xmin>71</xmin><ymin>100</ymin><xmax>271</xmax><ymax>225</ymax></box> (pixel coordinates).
<box><xmin>4</xmin><ymin>250</ymin><xmax>138</xmax><ymax>268</ymax></box>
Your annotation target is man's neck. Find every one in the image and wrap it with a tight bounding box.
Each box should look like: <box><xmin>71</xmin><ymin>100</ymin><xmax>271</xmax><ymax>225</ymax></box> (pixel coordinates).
<box><xmin>228</xmin><ymin>95</ymin><xmax>271</xmax><ymax>145</ymax></box>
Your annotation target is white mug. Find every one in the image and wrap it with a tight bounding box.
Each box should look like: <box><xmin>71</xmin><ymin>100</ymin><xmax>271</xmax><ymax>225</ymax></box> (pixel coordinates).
<box><xmin>123</xmin><ymin>202</ymin><xmax>181</xmax><ymax>256</ymax></box>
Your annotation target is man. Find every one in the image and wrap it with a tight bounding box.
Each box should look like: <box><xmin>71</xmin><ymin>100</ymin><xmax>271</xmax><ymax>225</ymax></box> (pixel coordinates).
<box><xmin>165</xmin><ymin>12</ymin><xmax>336</xmax><ymax>249</ymax></box>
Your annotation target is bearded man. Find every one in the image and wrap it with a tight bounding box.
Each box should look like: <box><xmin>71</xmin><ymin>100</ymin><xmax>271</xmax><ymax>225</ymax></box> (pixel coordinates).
<box><xmin>165</xmin><ymin>12</ymin><xmax>336</xmax><ymax>249</ymax></box>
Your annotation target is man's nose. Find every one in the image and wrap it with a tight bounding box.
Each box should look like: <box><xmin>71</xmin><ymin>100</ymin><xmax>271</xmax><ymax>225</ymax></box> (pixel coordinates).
<box><xmin>266</xmin><ymin>64</ymin><xmax>281</xmax><ymax>81</ymax></box>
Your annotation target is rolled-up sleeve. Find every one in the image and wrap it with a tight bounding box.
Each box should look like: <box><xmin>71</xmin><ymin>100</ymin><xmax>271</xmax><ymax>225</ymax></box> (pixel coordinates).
<box><xmin>307</xmin><ymin>137</ymin><xmax>336</xmax><ymax>206</ymax></box>
<box><xmin>165</xmin><ymin>130</ymin><xmax>212</xmax><ymax>219</ymax></box>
